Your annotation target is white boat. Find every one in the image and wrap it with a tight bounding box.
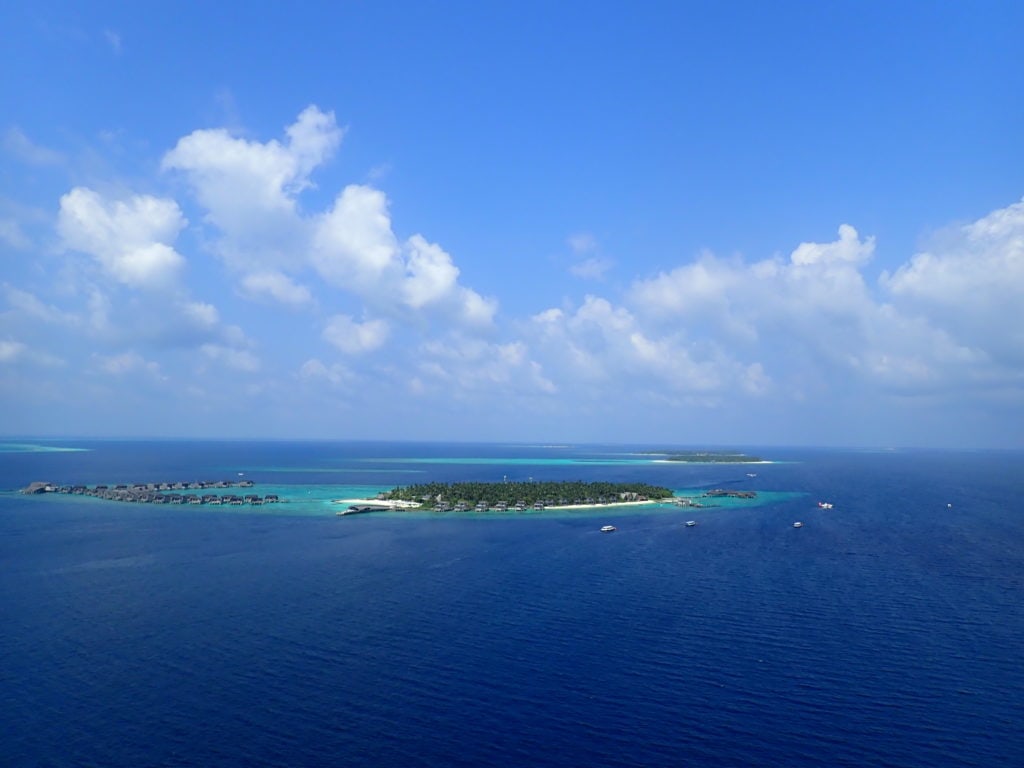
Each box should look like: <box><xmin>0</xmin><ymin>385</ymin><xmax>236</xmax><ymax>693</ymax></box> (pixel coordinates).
<box><xmin>746</xmin><ymin>473</ymin><xmax>757</xmax><ymax>478</ymax></box>
<box><xmin>600</xmin><ymin>525</ymin><xmax>617</xmax><ymax>533</ymax></box>
<box><xmin>793</xmin><ymin>521</ymin><xmax>803</xmax><ymax>528</ymax></box>
<box><xmin>685</xmin><ymin>520</ymin><xmax>697</xmax><ymax>527</ymax></box>
<box><xmin>817</xmin><ymin>501</ymin><xmax>833</xmax><ymax>509</ymax></box>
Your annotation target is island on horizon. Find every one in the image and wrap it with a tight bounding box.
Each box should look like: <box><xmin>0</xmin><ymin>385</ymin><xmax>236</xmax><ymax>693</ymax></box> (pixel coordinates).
<box><xmin>648</xmin><ymin>450</ymin><xmax>767</xmax><ymax>463</ymax></box>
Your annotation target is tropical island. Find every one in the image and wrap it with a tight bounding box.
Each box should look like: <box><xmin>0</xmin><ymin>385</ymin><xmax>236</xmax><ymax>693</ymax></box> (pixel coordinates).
<box><xmin>358</xmin><ymin>480</ymin><xmax>676</xmax><ymax>512</ymax></box>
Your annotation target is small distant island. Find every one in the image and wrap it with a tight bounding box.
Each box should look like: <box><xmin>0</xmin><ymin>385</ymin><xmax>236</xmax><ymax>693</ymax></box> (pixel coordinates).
<box><xmin>653</xmin><ymin>451</ymin><xmax>766</xmax><ymax>463</ymax></box>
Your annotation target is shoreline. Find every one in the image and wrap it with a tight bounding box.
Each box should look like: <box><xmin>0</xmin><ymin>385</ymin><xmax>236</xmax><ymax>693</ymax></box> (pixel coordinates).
<box><xmin>332</xmin><ymin>497</ymin><xmax>673</xmax><ymax>512</ymax></box>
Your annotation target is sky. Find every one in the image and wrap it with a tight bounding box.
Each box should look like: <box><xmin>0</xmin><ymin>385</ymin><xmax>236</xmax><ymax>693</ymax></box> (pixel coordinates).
<box><xmin>1</xmin><ymin>1</ymin><xmax>1023</xmax><ymax>448</ymax></box>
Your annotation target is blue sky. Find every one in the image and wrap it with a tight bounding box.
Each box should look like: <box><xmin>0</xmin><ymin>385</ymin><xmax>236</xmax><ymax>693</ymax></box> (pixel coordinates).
<box><xmin>2</xmin><ymin>1</ymin><xmax>1022</xmax><ymax>447</ymax></box>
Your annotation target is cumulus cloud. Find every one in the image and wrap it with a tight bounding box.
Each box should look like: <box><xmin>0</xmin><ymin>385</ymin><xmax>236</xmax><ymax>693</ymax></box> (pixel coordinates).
<box><xmin>322</xmin><ymin>314</ymin><xmax>390</xmax><ymax>354</ymax></box>
<box><xmin>570</xmin><ymin>257</ymin><xmax>613</xmax><ymax>280</ymax></box>
<box><xmin>415</xmin><ymin>336</ymin><xmax>556</xmax><ymax>396</ymax></box>
<box><xmin>95</xmin><ymin>351</ymin><xmax>163</xmax><ymax>378</ymax></box>
<box><xmin>58</xmin><ymin>187</ymin><xmax>187</xmax><ymax>289</ymax></box>
<box><xmin>163</xmin><ymin>105</ymin><xmax>342</xmax><ymax>272</ymax></box>
<box><xmin>164</xmin><ymin>105</ymin><xmax>342</xmax><ymax>220</ymax></box>
<box><xmin>200</xmin><ymin>343</ymin><xmax>260</xmax><ymax>372</ymax></box>
<box><xmin>240</xmin><ymin>271</ymin><xmax>313</xmax><ymax>308</ymax></box>
<box><xmin>790</xmin><ymin>223</ymin><xmax>875</xmax><ymax>266</ymax></box>
<box><xmin>882</xmin><ymin>197</ymin><xmax>1024</xmax><ymax>364</ymax></box>
<box><xmin>164</xmin><ymin>106</ymin><xmax>496</xmax><ymax>328</ymax></box>
<box><xmin>402</xmin><ymin>235</ymin><xmax>459</xmax><ymax>308</ymax></box>
<box><xmin>622</xmin><ymin>221</ymin><xmax>1015</xmax><ymax>398</ymax></box>
<box><xmin>312</xmin><ymin>185</ymin><xmax>401</xmax><ymax>290</ymax></box>
<box><xmin>400</xmin><ymin>235</ymin><xmax>497</xmax><ymax>325</ymax></box>
<box><xmin>530</xmin><ymin>295</ymin><xmax>749</xmax><ymax>399</ymax></box>
<box><xmin>311</xmin><ymin>186</ymin><xmax>497</xmax><ymax>324</ymax></box>
<box><xmin>298</xmin><ymin>358</ymin><xmax>353</xmax><ymax>386</ymax></box>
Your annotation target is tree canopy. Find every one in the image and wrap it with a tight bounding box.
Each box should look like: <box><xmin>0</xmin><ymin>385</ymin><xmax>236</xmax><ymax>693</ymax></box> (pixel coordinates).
<box><xmin>381</xmin><ymin>480</ymin><xmax>674</xmax><ymax>509</ymax></box>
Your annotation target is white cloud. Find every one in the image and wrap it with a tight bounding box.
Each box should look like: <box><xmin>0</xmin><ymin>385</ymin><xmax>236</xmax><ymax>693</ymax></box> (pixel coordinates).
<box><xmin>567</xmin><ymin>232</ymin><xmax>597</xmax><ymax>254</ymax></box>
<box><xmin>95</xmin><ymin>351</ymin><xmax>163</xmax><ymax>377</ymax></box>
<box><xmin>566</xmin><ymin>232</ymin><xmax>612</xmax><ymax>280</ymax></box>
<box><xmin>200</xmin><ymin>343</ymin><xmax>260</xmax><ymax>372</ymax></box>
<box><xmin>163</xmin><ymin>105</ymin><xmax>341</xmax><ymax>218</ymax></box>
<box><xmin>322</xmin><ymin>314</ymin><xmax>390</xmax><ymax>354</ymax></box>
<box><xmin>240</xmin><ymin>271</ymin><xmax>313</xmax><ymax>308</ymax></box>
<box><xmin>402</xmin><ymin>234</ymin><xmax>460</xmax><ymax>308</ymax></box>
<box><xmin>163</xmin><ymin>105</ymin><xmax>342</xmax><ymax>272</ymax></box>
<box><xmin>882</xmin><ymin>198</ymin><xmax>1024</xmax><ymax>364</ymax></box>
<box><xmin>530</xmin><ymin>295</ymin><xmax>748</xmax><ymax>398</ymax></box>
<box><xmin>312</xmin><ymin>184</ymin><xmax>401</xmax><ymax>290</ymax></box>
<box><xmin>884</xmin><ymin>198</ymin><xmax>1019</xmax><ymax>313</ymax></box>
<box><xmin>181</xmin><ymin>300</ymin><xmax>219</xmax><ymax>329</ymax></box>
<box><xmin>0</xmin><ymin>339</ymin><xmax>26</xmax><ymax>362</ymax></box>
<box><xmin>457</xmin><ymin>287</ymin><xmax>498</xmax><ymax>327</ymax></box>
<box><xmin>164</xmin><ymin>106</ymin><xmax>496</xmax><ymax>333</ymax></box>
<box><xmin>298</xmin><ymin>358</ymin><xmax>353</xmax><ymax>386</ymax></box>
<box><xmin>399</xmin><ymin>235</ymin><xmax>497</xmax><ymax>325</ymax></box>
<box><xmin>790</xmin><ymin>223</ymin><xmax>875</xmax><ymax>266</ymax></box>
<box><xmin>0</xmin><ymin>218</ymin><xmax>31</xmax><ymax>249</ymax></box>
<box><xmin>58</xmin><ymin>187</ymin><xmax>187</xmax><ymax>289</ymax></box>
<box><xmin>0</xmin><ymin>338</ymin><xmax>64</xmax><ymax>367</ymax></box>
<box><xmin>286</xmin><ymin>105</ymin><xmax>346</xmax><ymax>180</ymax></box>
<box><xmin>570</xmin><ymin>256</ymin><xmax>613</xmax><ymax>280</ymax></box>
<box><xmin>3</xmin><ymin>127</ymin><xmax>64</xmax><ymax>166</ymax></box>
<box><xmin>3</xmin><ymin>285</ymin><xmax>77</xmax><ymax>326</ymax></box>
<box><xmin>416</xmin><ymin>336</ymin><xmax>556</xmax><ymax>395</ymax></box>
<box><xmin>621</xmin><ymin>220</ymin><xmax>1019</xmax><ymax>399</ymax></box>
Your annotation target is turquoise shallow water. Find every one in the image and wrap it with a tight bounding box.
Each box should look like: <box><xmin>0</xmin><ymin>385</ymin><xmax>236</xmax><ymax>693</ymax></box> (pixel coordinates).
<box><xmin>355</xmin><ymin>456</ymin><xmax>657</xmax><ymax>466</ymax></box>
<box><xmin>0</xmin><ymin>442</ymin><xmax>90</xmax><ymax>453</ymax></box>
<box><xmin>9</xmin><ymin>481</ymin><xmax>801</xmax><ymax>519</ymax></box>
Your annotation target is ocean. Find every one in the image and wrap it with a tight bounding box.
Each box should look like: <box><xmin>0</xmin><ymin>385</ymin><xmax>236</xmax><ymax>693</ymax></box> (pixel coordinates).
<box><xmin>1</xmin><ymin>441</ymin><xmax>1022</xmax><ymax>767</ymax></box>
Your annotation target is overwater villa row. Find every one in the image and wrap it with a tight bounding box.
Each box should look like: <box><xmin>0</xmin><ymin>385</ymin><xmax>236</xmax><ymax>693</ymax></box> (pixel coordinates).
<box><xmin>430</xmin><ymin>497</ymin><xmax>634</xmax><ymax>512</ymax></box>
<box><xmin>22</xmin><ymin>480</ymin><xmax>280</xmax><ymax>506</ymax></box>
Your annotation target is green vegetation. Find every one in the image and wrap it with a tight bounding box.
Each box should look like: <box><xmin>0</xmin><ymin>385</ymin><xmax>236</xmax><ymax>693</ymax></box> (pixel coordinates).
<box><xmin>381</xmin><ymin>480</ymin><xmax>674</xmax><ymax>510</ymax></box>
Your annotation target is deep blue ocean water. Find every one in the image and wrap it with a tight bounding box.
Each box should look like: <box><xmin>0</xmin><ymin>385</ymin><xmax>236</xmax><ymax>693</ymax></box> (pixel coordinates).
<box><xmin>2</xmin><ymin>441</ymin><xmax>1022</xmax><ymax>767</ymax></box>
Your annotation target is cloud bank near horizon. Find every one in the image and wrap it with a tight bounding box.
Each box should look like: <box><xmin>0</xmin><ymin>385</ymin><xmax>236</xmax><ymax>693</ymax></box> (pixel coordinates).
<box><xmin>2</xmin><ymin>107</ymin><xmax>1022</xmax><ymax>445</ymax></box>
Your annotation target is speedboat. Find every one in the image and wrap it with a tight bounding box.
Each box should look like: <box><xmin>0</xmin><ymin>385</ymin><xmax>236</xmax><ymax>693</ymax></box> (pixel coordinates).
<box><xmin>685</xmin><ymin>520</ymin><xmax>697</xmax><ymax>527</ymax></box>
<box><xmin>817</xmin><ymin>501</ymin><xmax>833</xmax><ymax>509</ymax></box>
<box><xmin>793</xmin><ymin>521</ymin><xmax>803</xmax><ymax>528</ymax></box>
<box><xmin>600</xmin><ymin>525</ymin><xmax>617</xmax><ymax>533</ymax></box>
